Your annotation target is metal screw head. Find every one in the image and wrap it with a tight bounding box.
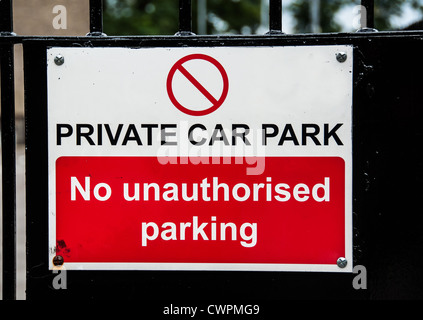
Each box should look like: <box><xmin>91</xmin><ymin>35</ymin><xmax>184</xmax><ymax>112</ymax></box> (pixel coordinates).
<box><xmin>337</xmin><ymin>257</ymin><xmax>348</xmax><ymax>268</ymax></box>
<box><xmin>53</xmin><ymin>255</ymin><xmax>64</xmax><ymax>266</ymax></box>
<box><xmin>54</xmin><ymin>54</ymin><xmax>65</xmax><ymax>66</ymax></box>
<box><xmin>336</xmin><ymin>52</ymin><xmax>347</xmax><ymax>63</ymax></box>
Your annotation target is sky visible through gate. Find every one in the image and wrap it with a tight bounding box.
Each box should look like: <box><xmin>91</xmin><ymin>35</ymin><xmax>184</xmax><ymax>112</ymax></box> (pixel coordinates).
<box><xmin>278</xmin><ymin>0</ymin><xmax>422</xmax><ymax>33</ymax></box>
<box><xmin>333</xmin><ymin>1</ymin><xmax>423</xmax><ymax>31</ymax></box>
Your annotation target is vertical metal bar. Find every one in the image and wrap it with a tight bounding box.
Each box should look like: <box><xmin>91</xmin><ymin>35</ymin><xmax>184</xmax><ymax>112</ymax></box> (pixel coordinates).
<box><xmin>268</xmin><ymin>0</ymin><xmax>283</xmax><ymax>34</ymax></box>
<box><xmin>177</xmin><ymin>0</ymin><xmax>194</xmax><ymax>35</ymax></box>
<box><xmin>0</xmin><ymin>0</ymin><xmax>13</xmax><ymax>34</ymax></box>
<box><xmin>0</xmin><ymin>0</ymin><xmax>17</xmax><ymax>300</ymax></box>
<box><xmin>89</xmin><ymin>0</ymin><xmax>105</xmax><ymax>36</ymax></box>
<box><xmin>361</xmin><ymin>0</ymin><xmax>375</xmax><ymax>29</ymax></box>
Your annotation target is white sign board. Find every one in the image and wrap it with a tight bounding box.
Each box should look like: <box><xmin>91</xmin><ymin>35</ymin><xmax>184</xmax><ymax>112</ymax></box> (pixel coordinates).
<box><xmin>47</xmin><ymin>45</ymin><xmax>353</xmax><ymax>272</ymax></box>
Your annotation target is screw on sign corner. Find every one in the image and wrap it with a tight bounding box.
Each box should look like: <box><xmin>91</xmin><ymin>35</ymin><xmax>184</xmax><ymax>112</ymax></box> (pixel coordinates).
<box><xmin>54</xmin><ymin>54</ymin><xmax>65</xmax><ymax>66</ymax></box>
<box><xmin>336</xmin><ymin>52</ymin><xmax>348</xmax><ymax>63</ymax></box>
<box><xmin>337</xmin><ymin>257</ymin><xmax>348</xmax><ymax>268</ymax></box>
<box><xmin>53</xmin><ymin>255</ymin><xmax>64</xmax><ymax>266</ymax></box>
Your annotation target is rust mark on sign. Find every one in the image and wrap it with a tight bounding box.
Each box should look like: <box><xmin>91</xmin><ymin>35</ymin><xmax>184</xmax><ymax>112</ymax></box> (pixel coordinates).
<box><xmin>56</xmin><ymin>239</ymin><xmax>71</xmax><ymax>258</ymax></box>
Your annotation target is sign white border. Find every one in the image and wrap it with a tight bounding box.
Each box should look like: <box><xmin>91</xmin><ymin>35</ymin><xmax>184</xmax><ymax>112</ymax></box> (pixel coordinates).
<box><xmin>47</xmin><ymin>45</ymin><xmax>353</xmax><ymax>272</ymax></box>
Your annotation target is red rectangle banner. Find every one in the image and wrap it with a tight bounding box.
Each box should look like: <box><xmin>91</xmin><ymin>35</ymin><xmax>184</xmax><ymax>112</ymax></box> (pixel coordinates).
<box><xmin>55</xmin><ymin>156</ymin><xmax>345</xmax><ymax>265</ymax></box>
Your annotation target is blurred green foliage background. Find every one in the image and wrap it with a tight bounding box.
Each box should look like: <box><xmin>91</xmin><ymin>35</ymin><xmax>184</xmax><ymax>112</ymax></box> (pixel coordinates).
<box><xmin>103</xmin><ymin>0</ymin><xmax>423</xmax><ymax>36</ymax></box>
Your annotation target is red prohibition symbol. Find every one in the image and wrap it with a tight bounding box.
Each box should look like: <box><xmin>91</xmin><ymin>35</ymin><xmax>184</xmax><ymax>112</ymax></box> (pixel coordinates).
<box><xmin>167</xmin><ymin>54</ymin><xmax>229</xmax><ymax>116</ymax></box>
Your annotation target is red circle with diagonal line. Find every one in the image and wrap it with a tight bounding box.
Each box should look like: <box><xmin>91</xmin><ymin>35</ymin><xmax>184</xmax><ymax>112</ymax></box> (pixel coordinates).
<box><xmin>167</xmin><ymin>54</ymin><xmax>229</xmax><ymax>116</ymax></box>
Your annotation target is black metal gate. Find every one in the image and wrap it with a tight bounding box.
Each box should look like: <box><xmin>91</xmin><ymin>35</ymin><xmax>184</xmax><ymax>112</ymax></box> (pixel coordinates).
<box><xmin>2</xmin><ymin>0</ymin><xmax>423</xmax><ymax>304</ymax></box>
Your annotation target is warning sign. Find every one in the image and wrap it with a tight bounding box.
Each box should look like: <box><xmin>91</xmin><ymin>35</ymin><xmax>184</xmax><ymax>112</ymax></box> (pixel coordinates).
<box><xmin>47</xmin><ymin>45</ymin><xmax>353</xmax><ymax>272</ymax></box>
<box><xmin>167</xmin><ymin>54</ymin><xmax>229</xmax><ymax>116</ymax></box>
